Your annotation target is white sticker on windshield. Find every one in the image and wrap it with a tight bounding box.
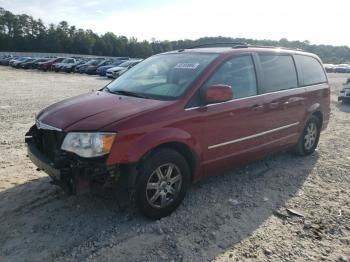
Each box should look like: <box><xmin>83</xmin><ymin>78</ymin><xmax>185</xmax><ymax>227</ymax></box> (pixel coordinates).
<box><xmin>174</xmin><ymin>63</ymin><xmax>199</xmax><ymax>69</ymax></box>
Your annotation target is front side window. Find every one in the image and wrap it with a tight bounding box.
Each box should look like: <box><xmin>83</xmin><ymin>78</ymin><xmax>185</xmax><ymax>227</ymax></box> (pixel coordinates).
<box><xmin>203</xmin><ymin>55</ymin><xmax>257</xmax><ymax>100</ymax></box>
<box><xmin>106</xmin><ymin>53</ymin><xmax>218</xmax><ymax>100</ymax></box>
<box><xmin>294</xmin><ymin>55</ymin><xmax>327</xmax><ymax>86</ymax></box>
<box><xmin>259</xmin><ymin>55</ymin><xmax>298</xmax><ymax>93</ymax></box>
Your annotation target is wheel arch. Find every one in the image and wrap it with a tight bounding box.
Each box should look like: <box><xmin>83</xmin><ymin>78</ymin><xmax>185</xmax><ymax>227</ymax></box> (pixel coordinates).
<box><xmin>311</xmin><ymin>111</ymin><xmax>323</xmax><ymax>128</ymax></box>
<box><xmin>304</xmin><ymin>103</ymin><xmax>323</xmax><ymax>130</ymax></box>
<box><xmin>139</xmin><ymin>141</ymin><xmax>197</xmax><ymax>182</ymax></box>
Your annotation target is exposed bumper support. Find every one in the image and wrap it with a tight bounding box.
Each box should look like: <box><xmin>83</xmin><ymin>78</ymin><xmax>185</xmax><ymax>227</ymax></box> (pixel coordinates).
<box><xmin>26</xmin><ymin>136</ymin><xmax>120</xmax><ymax>195</ymax></box>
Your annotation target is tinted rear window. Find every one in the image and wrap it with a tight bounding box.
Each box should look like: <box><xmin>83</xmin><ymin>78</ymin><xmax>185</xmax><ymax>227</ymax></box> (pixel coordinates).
<box><xmin>294</xmin><ymin>55</ymin><xmax>327</xmax><ymax>86</ymax></box>
<box><xmin>259</xmin><ymin>55</ymin><xmax>298</xmax><ymax>93</ymax></box>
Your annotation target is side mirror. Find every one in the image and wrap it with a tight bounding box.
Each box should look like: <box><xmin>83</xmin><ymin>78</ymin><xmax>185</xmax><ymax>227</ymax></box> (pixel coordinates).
<box><xmin>204</xmin><ymin>84</ymin><xmax>233</xmax><ymax>104</ymax></box>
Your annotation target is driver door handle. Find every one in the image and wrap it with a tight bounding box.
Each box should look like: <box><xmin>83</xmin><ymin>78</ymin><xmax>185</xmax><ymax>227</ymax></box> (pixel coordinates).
<box><xmin>269</xmin><ymin>101</ymin><xmax>280</xmax><ymax>109</ymax></box>
<box><xmin>251</xmin><ymin>104</ymin><xmax>264</xmax><ymax>112</ymax></box>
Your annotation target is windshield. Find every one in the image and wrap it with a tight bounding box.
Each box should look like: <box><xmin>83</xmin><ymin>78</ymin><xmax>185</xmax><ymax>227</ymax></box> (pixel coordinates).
<box><xmin>61</xmin><ymin>58</ymin><xmax>71</xmax><ymax>63</ymax></box>
<box><xmin>85</xmin><ymin>60</ymin><xmax>97</xmax><ymax>65</ymax></box>
<box><xmin>118</xmin><ymin>60</ymin><xmax>135</xmax><ymax>67</ymax></box>
<box><xmin>106</xmin><ymin>53</ymin><xmax>217</xmax><ymax>100</ymax></box>
<box><xmin>112</xmin><ymin>60</ymin><xmax>126</xmax><ymax>65</ymax></box>
<box><xmin>97</xmin><ymin>60</ymin><xmax>108</xmax><ymax>66</ymax></box>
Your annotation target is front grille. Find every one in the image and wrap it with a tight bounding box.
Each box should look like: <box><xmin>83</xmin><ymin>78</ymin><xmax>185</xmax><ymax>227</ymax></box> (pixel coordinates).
<box><xmin>31</xmin><ymin>126</ymin><xmax>65</xmax><ymax>162</ymax></box>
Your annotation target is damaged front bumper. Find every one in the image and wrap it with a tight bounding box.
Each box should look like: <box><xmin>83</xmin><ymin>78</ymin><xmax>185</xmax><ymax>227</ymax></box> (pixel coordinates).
<box><xmin>25</xmin><ymin>126</ymin><xmax>120</xmax><ymax>195</ymax></box>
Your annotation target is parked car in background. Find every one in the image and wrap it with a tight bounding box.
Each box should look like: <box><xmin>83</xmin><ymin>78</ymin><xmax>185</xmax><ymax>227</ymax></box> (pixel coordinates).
<box><xmin>61</xmin><ymin>60</ymin><xmax>87</xmax><ymax>73</ymax></box>
<box><xmin>76</xmin><ymin>59</ymin><xmax>104</xmax><ymax>73</ymax></box>
<box><xmin>12</xmin><ymin>57</ymin><xmax>33</xmax><ymax>68</ymax></box>
<box><xmin>25</xmin><ymin>45</ymin><xmax>330</xmax><ymax>218</ymax></box>
<box><xmin>20</xmin><ymin>58</ymin><xmax>48</xmax><ymax>69</ymax></box>
<box><xmin>84</xmin><ymin>59</ymin><xmax>113</xmax><ymax>75</ymax></box>
<box><xmin>338</xmin><ymin>84</ymin><xmax>350</xmax><ymax>103</ymax></box>
<box><xmin>52</xmin><ymin>58</ymin><xmax>76</xmax><ymax>72</ymax></box>
<box><xmin>96</xmin><ymin>57</ymin><xmax>130</xmax><ymax>76</ymax></box>
<box><xmin>324</xmin><ymin>64</ymin><xmax>336</xmax><ymax>73</ymax></box>
<box><xmin>346</xmin><ymin>76</ymin><xmax>350</xmax><ymax>85</ymax></box>
<box><xmin>334</xmin><ymin>64</ymin><xmax>350</xmax><ymax>73</ymax></box>
<box><xmin>8</xmin><ymin>57</ymin><xmax>22</xmax><ymax>66</ymax></box>
<box><xmin>106</xmin><ymin>60</ymin><xmax>142</xmax><ymax>78</ymax></box>
<box><xmin>10</xmin><ymin>57</ymin><xmax>30</xmax><ymax>67</ymax></box>
<box><xmin>338</xmin><ymin>76</ymin><xmax>350</xmax><ymax>103</ymax></box>
<box><xmin>38</xmin><ymin>57</ymin><xmax>65</xmax><ymax>71</ymax></box>
<box><xmin>18</xmin><ymin>58</ymin><xmax>37</xmax><ymax>69</ymax></box>
<box><xmin>25</xmin><ymin>58</ymin><xmax>50</xmax><ymax>69</ymax></box>
<box><xmin>0</xmin><ymin>55</ymin><xmax>15</xmax><ymax>66</ymax></box>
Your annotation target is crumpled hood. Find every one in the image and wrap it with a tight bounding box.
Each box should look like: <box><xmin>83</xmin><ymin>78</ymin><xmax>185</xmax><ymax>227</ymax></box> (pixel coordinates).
<box><xmin>37</xmin><ymin>91</ymin><xmax>167</xmax><ymax>131</ymax></box>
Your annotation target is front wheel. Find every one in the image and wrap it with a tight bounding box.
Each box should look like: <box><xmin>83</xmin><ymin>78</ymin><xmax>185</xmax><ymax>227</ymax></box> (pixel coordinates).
<box><xmin>136</xmin><ymin>149</ymin><xmax>190</xmax><ymax>219</ymax></box>
<box><xmin>293</xmin><ymin>115</ymin><xmax>321</xmax><ymax>156</ymax></box>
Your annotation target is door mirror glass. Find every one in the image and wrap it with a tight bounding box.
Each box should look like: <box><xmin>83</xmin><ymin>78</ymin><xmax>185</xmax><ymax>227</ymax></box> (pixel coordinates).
<box><xmin>204</xmin><ymin>84</ymin><xmax>233</xmax><ymax>104</ymax></box>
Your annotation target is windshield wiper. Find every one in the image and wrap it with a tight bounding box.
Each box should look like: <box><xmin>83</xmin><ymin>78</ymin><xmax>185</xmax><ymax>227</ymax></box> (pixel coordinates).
<box><xmin>108</xmin><ymin>89</ymin><xmax>151</xmax><ymax>99</ymax></box>
<box><xmin>104</xmin><ymin>86</ymin><xmax>112</xmax><ymax>93</ymax></box>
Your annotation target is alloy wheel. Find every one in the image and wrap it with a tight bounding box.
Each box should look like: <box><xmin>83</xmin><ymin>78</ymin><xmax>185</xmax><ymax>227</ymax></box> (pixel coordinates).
<box><xmin>146</xmin><ymin>163</ymin><xmax>182</xmax><ymax>209</ymax></box>
<box><xmin>304</xmin><ymin>122</ymin><xmax>318</xmax><ymax>150</ymax></box>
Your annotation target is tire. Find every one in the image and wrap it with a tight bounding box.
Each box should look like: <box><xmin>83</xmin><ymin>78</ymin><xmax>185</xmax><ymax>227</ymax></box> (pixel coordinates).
<box><xmin>136</xmin><ymin>148</ymin><xmax>190</xmax><ymax>219</ymax></box>
<box><xmin>293</xmin><ymin>115</ymin><xmax>321</xmax><ymax>156</ymax></box>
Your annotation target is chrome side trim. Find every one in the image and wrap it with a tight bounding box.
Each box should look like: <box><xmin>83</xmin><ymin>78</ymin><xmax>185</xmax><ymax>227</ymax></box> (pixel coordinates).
<box><xmin>185</xmin><ymin>106</ymin><xmax>201</xmax><ymax>111</ymax></box>
<box><xmin>208</xmin><ymin>122</ymin><xmax>299</xmax><ymax>149</ymax></box>
<box><xmin>36</xmin><ymin>120</ymin><xmax>62</xmax><ymax>132</ymax></box>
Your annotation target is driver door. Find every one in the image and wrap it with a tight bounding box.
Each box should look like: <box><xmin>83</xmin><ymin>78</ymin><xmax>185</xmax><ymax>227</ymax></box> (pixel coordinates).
<box><xmin>190</xmin><ymin>54</ymin><xmax>271</xmax><ymax>177</ymax></box>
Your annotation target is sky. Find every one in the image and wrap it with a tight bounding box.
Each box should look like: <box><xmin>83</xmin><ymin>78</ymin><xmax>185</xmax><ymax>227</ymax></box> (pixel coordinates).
<box><xmin>0</xmin><ymin>0</ymin><xmax>349</xmax><ymax>46</ymax></box>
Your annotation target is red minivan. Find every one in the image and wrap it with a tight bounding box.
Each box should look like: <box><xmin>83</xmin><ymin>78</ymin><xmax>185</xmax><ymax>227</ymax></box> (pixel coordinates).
<box><xmin>26</xmin><ymin>45</ymin><xmax>330</xmax><ymax>218</ymax></box>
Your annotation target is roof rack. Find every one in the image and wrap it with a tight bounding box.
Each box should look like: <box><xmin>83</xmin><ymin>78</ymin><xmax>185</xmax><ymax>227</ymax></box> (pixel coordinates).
<box><xmin>186</xmin><ymin>42</ymin><xmax>303</xmax><ymax>52</ymax></box>
<box><xmin>187</xmin><ymin>42</ymin><xmax>248</xmax><ymax>49</ymax></box>
<box><xmin>243</xmin><ymin>45</ymin><xmax>304</xmax><ymax>51</ymax></box>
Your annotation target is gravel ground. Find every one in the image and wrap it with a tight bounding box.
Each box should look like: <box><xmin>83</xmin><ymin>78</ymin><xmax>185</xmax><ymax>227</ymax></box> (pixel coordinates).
<box><xmin>0</xmin><ymin>66</ymin><xmax>349</xmax><ymax>262</ymax></box>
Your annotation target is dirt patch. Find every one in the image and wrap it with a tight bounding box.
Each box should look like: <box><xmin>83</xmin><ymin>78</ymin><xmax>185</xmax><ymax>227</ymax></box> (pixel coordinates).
<box><xmin>0</xmin><ymin>67</ymin><xmax>349</xmax><ymax>261</ymax></box>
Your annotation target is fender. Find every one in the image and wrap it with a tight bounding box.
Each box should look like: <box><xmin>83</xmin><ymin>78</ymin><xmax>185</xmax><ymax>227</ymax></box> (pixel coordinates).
<box><xmin>307</xmin><ymin>102</ymin><xmax>320</xmax><ymax>114</ymax></box>
<box><xmin>106</xmin><ymin>127</ymin><xmax>203</xmax><ymax>178</ymax></box>
<box><xmin>299</xmin><ymin>102</ymin><xmax>321</xmax><ymax>133</ymax></box>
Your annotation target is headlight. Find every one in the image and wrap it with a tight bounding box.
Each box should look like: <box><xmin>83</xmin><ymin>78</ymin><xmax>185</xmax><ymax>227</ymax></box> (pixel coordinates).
<box><xmin>61</xmin><ymin>132</ymin><xmax>116</xmax><ymax>158</ymax></box>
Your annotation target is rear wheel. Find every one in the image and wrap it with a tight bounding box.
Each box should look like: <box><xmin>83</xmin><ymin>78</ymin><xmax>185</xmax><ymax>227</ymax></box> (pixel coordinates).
<box><xmin>293</xmin><ymin>115</ymin><xmax>321</xmax><ymax>156</ymax></box>
<box><xmin>136</xmin><ymin>148</ymin><xmax>190</xmax><ymax>219</ymax></box>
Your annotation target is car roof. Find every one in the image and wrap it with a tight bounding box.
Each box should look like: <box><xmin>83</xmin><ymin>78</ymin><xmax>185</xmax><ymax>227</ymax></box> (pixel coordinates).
<box><xmin>163</xmin><ymin>46</ymin><xmax>319</xmax><ymax>59</ymax></box>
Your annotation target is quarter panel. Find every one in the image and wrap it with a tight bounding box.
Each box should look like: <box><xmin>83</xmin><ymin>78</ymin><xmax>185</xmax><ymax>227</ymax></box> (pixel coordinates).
<box><xmin>301</xmin><ymin>83</ymin><xmax>330</xmax><ymax>130</ymax></box>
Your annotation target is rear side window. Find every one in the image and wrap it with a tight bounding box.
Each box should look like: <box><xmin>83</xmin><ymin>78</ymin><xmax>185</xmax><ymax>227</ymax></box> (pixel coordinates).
<box><xmin>259</xmin><ymin>55</ymin><xmax>298</xmax><ymax>93</ymax></box>
<box><xmin>204</xmin><ymin>55</ymin><xmax>257</xmax><ymax>99</ymax></box>
<box><xmin>294</xmin><ymin>55</ymin><xmax>327</xmax><ymax>86</ymax></box>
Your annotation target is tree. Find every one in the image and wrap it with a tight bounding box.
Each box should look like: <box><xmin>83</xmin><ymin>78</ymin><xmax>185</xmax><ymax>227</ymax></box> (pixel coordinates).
<box><xmin>0</xmin><ymin>6</ymin><xmax>349</xmax><ymax>63</ymax></box>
